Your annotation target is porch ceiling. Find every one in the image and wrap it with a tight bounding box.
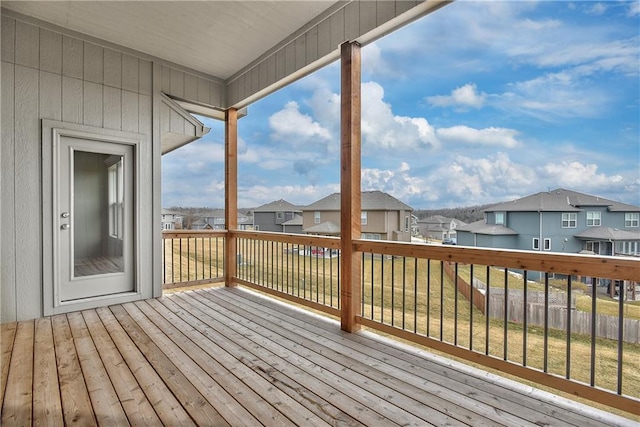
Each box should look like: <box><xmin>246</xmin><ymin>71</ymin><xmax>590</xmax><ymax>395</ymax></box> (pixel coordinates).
<box><xmin>2</xmin><ymin>0</ymin><xmax>339</xmax><ymax>81</ymax></box>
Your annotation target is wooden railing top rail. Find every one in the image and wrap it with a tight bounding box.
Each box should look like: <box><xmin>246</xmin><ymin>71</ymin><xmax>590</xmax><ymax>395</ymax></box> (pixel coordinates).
<box><xmin>231</xmin><ymin>230</ymin><xmax>341</xmax><ymax>249</ymax></box>
<box><xmin>354</xmin><ymin>239</ymin><xmax>640</xmax><ymax>282</ymax></box>
<box><xmin>162</xmin><ymin>230</ymin><xmax>227</xmax><ymax>239</ymax></box>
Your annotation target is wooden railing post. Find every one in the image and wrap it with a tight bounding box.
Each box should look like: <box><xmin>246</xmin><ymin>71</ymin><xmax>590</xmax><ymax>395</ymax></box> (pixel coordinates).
<box><xmin>225</xmin><ymin>108</ymin><xmax>238</xmax><ymax>286</ymax></box>
<box><xmin>340</xmin><ymin>41</ymin><xmax>362</xmax><ymax>332</ymax></box>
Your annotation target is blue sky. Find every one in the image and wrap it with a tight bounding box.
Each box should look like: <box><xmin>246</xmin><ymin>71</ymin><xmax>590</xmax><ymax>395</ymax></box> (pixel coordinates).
<box><xmin>162</xmin><ymin>0</ymin><xmax>640</xmax><ymax>210</ymax></box>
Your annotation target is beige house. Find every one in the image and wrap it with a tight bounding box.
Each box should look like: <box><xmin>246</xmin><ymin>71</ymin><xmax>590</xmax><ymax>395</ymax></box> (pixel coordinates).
<box><xmin>303</xmin><ymin>191</ymin><xmax>413</xmax><ymax>242</ymax></box>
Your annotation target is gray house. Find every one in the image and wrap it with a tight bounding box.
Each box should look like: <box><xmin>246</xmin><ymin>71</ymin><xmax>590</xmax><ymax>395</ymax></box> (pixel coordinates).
<box><xmin>417</xmin><ymin>215</ymin><xmax>466</xmax><ymax>242</ymax></box>
<box><xmin>252</xmin><ymin>199</ymin><xmax>303</xmax><ymax>233</ymax></box>
<box><xmin>192</xmin><ymin>210</ymin><xmax>251</xmax><ymax>230</ymax></box>
<box><xmin>161</xmin><ymin>209</ymin><xmax>183</xmax><ymax>231</ymax></box>
<box><xmin>303</xmin><ymin>191</ymin><xmax>413</xmax><ymax>242</ymax></box>
<box><xmin>456</xmin><ymin>188</ymin><xmax>640</xmax><ymax>256</ymax></box>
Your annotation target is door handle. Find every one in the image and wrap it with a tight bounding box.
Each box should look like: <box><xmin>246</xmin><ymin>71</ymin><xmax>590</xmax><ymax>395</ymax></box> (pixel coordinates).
<box><xmin>61</xmin><ymin>224</ymin><xmax>71</xmax><ymax>230</ymax></box>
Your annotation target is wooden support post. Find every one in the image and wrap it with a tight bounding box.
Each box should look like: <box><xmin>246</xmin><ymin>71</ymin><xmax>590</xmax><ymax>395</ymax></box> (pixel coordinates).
<box><xmin>225</xmin><ymin>108</ymin><xmax>238</xmax><ymax>287</ymax></box>
<box><xmin>340</xmin><ymin>41</ymin><xmax>362</xmax><ymax>332</ymax></box>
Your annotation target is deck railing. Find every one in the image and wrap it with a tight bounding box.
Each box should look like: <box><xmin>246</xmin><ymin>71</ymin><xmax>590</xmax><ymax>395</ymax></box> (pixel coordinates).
<box><xmin>162</xmin><ymin>230</ymin><xmax>640</xmax><ymax>414</ymax></box>
<box><xmin>234</xmin><ymin>231</ymin><xmax>342</xmax><ymax>317</ymax></box>
<box><xmin>161</xmin><ymin>230</ymin><xmax>226</xmax><ymax>289</ymax></box>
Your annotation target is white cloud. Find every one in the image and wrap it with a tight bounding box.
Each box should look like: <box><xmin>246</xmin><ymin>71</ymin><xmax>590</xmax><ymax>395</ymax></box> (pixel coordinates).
<box><xmin>361</xmin><ymin>163</ymin><xmax>430</xmax><ymax>204</ymax></box>
<box><xmin>426</xmin><ymin>83</ymin><xmax>486</xmax><ymax>109</ymax></box>
<box><xmin>436</xmin><ymin>126</ymin><xmax>520</xmax><ymax>148</ymax></box>
<box><xmin>361</xmin><ymin>82</ymin><xmax>440</xmax><ymax>150</ymax></box>
<box><xmin>586</xmin><ymin>3</ymin><xmax>607</xmax><ymax>16</ymax></box>
<box><xmin>629</xmin><ymin>2</ymin><xmax>640</xmax><ymax>16</ymax></box>
<box><xmin>539</xmin><ymin>161</ymin><xmax>624</xmax><ymax>190</ymax></box>
<box><xmin>238</xmin><ymin>183</ymin><xmax>340</xmax><ymax>208</ymax></box>
<box><xmin>269</xmin><ymin>101</ymin><xmax>332</xmax><ymax>144</ymax></box>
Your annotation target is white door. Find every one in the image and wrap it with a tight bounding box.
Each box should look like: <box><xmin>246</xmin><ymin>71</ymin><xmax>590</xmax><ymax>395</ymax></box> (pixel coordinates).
<box><xmin>57</xmin><ymin>136</ymin><xmax>134</xmax><ymax>301</ymax></box>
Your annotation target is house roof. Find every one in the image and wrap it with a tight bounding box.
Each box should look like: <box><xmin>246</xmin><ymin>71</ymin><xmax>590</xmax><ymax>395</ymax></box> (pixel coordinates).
<box><xmin>283</xmin><ymin>214</ymin><xmax>304</xmax><ymax>227</ymax></box>
<box><xmin>305</xmin><ymin>191</ymin><xmax>413</xmax><ymax>212</ymax></box>
<box><xmin>574</xmin><ymin>227</ymin><xmax>640</xmax><ymax>241</ymax></box>
<box><xmin>485</xmin><ymin>188</ymin><xmax>640</xmax><ymax>213</ymax></box>
<box><xmin>457</xmin><ymin>220</ymin><xmax>518</xmax><ymax>236</ymax></box>
<box><xmin>253</xmin><ymin>199</ymin><xmax>302</xmax><ymax>213</ymax></box>
<box><xmin>303</xmin><ymin>221</ymin><xmax>341</xmax><ymax>235</ymax></box>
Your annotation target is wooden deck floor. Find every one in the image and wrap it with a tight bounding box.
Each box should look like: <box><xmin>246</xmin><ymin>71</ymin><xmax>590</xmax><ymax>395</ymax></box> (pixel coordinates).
<box><xmin>1</xmin><ymin>286</ymin><xmax>635</xmax><ymax>426</ymax></box>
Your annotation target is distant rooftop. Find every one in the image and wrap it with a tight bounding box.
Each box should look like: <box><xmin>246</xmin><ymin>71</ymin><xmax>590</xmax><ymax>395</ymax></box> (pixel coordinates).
<box><xmin>253</xmin><ymin>199</ymin><xmax>302</xmax><ymax>213</ymax></box>
<box><xmin>484</xmin><ymin>188</ymin><xmax>640</xmax><ymax>213</ymax></box>
<box><xmin>305</xmin><ymin>191</ymin><xmax>413</xmax><ymax>211</ymax></box>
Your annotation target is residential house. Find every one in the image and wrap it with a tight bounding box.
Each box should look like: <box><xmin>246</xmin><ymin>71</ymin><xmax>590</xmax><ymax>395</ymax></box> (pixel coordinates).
<box><xmin>161</xmin><ymin>209</ymin><xmax>183</xmax><ymax>230</ymax></box>
<box><xmin>417</xmin><ymin>215</ymin><xmax>466</xmax><ymax>241</ymax></box>
<box><xmin>303</xmin><ymin>191</ymin><xmax>413</xmax><ymax>242</ymax></box>
<box><xmin>192</xmin><ymin>209</ymin><xmax>252</xmax><ymax>230</ymax></box>
<box><xmin>456</xmin><ymin>188</ymin><xmax>640</xmax><ymax>256</ymax></box>
<box><xmin>252</xmin><ymin>199</ymin><xmax>303</xmax><ymax>233</ymax></box>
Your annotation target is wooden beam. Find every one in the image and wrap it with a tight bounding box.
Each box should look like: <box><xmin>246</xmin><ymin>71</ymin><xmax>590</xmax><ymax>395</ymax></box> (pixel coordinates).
<box><xmin>225</xmin><ymin>108</ymin><xmax>238</xmax><ymax>286</ymax></box>
<box><xmin>340</xmin><ymin>41</ymin><xmax>362</xmax><ymax>333</ymax></box>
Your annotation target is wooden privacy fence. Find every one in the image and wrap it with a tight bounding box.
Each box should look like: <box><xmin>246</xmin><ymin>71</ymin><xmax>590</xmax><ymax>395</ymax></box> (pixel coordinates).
<box><xmin>488</xmin><ymin>297</ymin><xmax>640</xmax><ymax>344</ymax></box>
<box><xmin>442</xmin><ymin>261</ymin><xmax>639</xmax><ymax>344</ymax></box>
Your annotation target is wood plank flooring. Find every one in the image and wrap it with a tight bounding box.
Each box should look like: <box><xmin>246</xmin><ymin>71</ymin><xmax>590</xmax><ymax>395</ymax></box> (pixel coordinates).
<box><xmin>1</xmin><ymin>286</ymin><xmax>636</xmax><ymax>426</ymax></box>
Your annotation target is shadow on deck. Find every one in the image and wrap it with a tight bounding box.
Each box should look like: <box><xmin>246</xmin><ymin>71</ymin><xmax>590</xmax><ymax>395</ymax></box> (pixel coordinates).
<box><xmin>1</xmin><ymin>286</ymin><xmax>635</xmax><ymax>426</ymax></box>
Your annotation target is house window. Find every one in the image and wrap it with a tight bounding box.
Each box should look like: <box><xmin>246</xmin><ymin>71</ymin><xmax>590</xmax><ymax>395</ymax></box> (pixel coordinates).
<box><xmin>561</xmin><ymin>212</ymin><xmax>577</xmax><ymax>228</ymax></box>
<box><xmin>314</xmin><ymin>211</ymin><xmax>321</xmax><ymax>224</ymax></box>
<box><xmin>107</xmin><ymin>160</ymin><xmax>124</xmax><ymax>239</ymax></box>
<box><xmin>495</xmin><ymin>211</ymin><xmax>505</xmax><ymax>225</ymax></box>
<box><xmin>625</xmin><ymin>212</ymin><xmax>639</xmax><ymax>227</ymax></box>
<box><xmin>620</xmin><ymin>241</ymin><xmax>638</xmax><ymax>255</ymax></box>
<box><xmin>276</xmin><ymin>212</ymin><xmax>284</xmax><ymax>220</ymax></box>
<box><xmin>404</xmin><ymin>216</ymin><xmax>410</xmax><ymax>232</ymax></box>
<box><xmin>532</xmin><ymin>238</ymin><xmax>540</xmax><ymax>250</ymax></box>
<box><xmin>362</xmin><ymin>233</ymin><xmax>381</xmax><ymax>240</ymax></box>
<box><xmin>214</xmin><ymin>217</ymin><xmax>225</xmax><ymax>225</ymax></box>
<box><xmin>544</xmin><ymin>238</ymin><xmax>551</xmax><ymax>251</ymax></box>
<box><xmin>586</xmin><ymin>211</ymin><xmax>601</xmax><ymax>226</ymax></box>
<box><xmin>361</xmin><ymin>211</ymin><xmax>367</xmax><ymax>225</ymax></box>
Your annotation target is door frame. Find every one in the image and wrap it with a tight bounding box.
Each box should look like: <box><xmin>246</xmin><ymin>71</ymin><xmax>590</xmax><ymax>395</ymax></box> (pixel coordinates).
<box><xmin>42</xmin><ymin>120</ymin><xmax>145</xmax><ymax>316</ymax></box>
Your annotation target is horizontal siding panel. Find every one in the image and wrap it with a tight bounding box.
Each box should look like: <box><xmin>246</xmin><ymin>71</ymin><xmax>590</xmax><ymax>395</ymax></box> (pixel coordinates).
<box><xmin>139</xmin><ymin>94</ymin><xmax>152</xmax><ymax>136</ymax></box>
<box><xmin>14</xmin><ymin>65</ymin><xmax>41</xmax><ymax>321</ymax></box>
<box><xmin>122</xmin><ymin>91</ymin><xmax>139</xmax><ymax>133</ymax></box>
<box><xmin>103</xmin><ymin>48</ymin><xmax>122</xmax><ymax>88</ymax></box>
<box><xmin>83</xmin><ymin>81</ymin><xmax>103</xmax><ymax>127</ymax></box>
<box><xmin>1</xmin><ymin>60</ymin><xmax>16</xmax><ymax>322</ymax></box>
<box><xmin>62</xmin><ymin>36</ymin><xmax>83</xmax><ymax>79</ymax></box>
<box><xmin>317</xmin><ymin>19</ymin><xmax>332</xmax><ymax>59</ymax></box>
<box><xmin>103</xmin><ymin>86</ymin><xmax>122</xmax><ymax>130</ymax></box>
<box><xmin>138</xmin><ymin>59</ymin><xmax>152</xmax><ymax>96</ymax></box>
<box><xmin>1</xmin><ymin>16</ymin><xmax>15</xmax><ymax>63</ymax></box>
<box><xmin>40</xmin><ymin>29</ymin><xmax>62</xmax><ymax>74</ymax></box>
<box><xmin>330</xmin><ymin>9</ymin><xmax>346</xmax><ymax>49</ymax></box>
<box><xmin>184</xmin><ymin>73</ymin><xmax>198</xmax><ymax>101</ymax></box>
<box><xmin>344</xmin><ymin>1</ymin><xmax>360</xmax><ymax>41</ymax></box>
<box><xmin>15</xmin><ymin>20</ymin><xmax>39</xmax><ymax>69</ymax></box>
<box><xmin>170</xmin><ymin>68</ymin><xmax>184</xmax><ymax>98</ymax></box>
<box><xmin>122</xmin><ymin>54</ymin><xmax>139</xmax><ymax>93</ymax></box>
<box><xmin>84</xmin><ymin>42</ymin><xmax>103</xmax><ymax>84</ymax></box>
<box><xmin>377</xmin><ymin>0</ymin><xmax>395</xmax><ymax>26</ymax></box>
<box><xmin>197</xmin><ymin>77</ymin><xmax>210</xmax><ymax>104</ymax></box>
<box><xmin>39</xmin><ymin>71</ymin><xmax>62</xmax><ymax>121</ymax></box>
<box><xmin>62</xmin><ymin>76</ymin><xmax>83</xmax><ymax>124</ymax></box>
